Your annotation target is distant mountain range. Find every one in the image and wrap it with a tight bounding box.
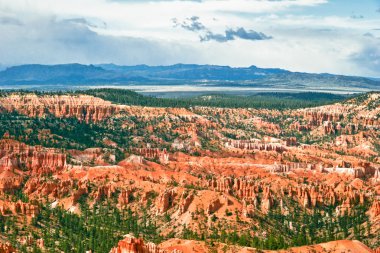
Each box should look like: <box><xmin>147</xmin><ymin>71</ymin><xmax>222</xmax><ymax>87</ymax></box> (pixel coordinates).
<box><xmin>0</xmin><ymin>63</ymin><xmax>379</xmax><ymax>91</ymax></box>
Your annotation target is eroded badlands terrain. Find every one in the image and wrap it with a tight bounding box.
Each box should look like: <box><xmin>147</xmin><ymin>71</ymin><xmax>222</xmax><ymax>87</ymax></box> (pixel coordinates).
<box><xmin>0</xmin><ymin>91</ymin><xmax>379</xmax><ymax>253</ymax></box>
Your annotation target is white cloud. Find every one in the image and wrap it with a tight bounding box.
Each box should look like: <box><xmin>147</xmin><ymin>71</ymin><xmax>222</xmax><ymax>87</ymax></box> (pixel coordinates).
<box><xmin>0</xmin><ymin>17</ymin><xmax>200</xmax><ymax>65</ymax></box>
<box><xmin>0</xmin><ymin>0</ymin><xmax>328</xmax><ymax>39</ymax></box>
<box><xmin>0</xmin><ymin>0</ymin><xmax>379</xmax><ymax>77</ymax></box>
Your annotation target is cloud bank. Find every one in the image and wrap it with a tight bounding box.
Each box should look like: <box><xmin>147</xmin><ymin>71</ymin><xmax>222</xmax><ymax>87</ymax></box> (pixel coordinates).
<box><xmin>173</xmin><ymin>16</ymin><xmax>272</xmax><ymax>42</ymax></box>
<box><xmin>0</xmin><ymin>0</ymin><xmax>379</xmax><ymax>77</ymax></box>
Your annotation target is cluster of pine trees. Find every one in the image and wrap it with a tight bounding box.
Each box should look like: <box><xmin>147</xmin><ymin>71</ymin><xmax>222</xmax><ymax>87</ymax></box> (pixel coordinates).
<box><xmin>2</xmin><ymin>198</ymin><xmax>161</xmax><ymax>253</ymax></box>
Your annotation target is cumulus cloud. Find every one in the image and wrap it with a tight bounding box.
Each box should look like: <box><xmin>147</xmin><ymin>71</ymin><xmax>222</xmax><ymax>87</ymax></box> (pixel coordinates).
<box><xmin>201</xmin><ymin>27</ymin><xmax>272</xmax><ymax>42</ymax></box>
<box><xmin>173</xmin><ymin>16</ymin><xmax>272</xmax><ymax>42</ymax></box>
<box><xmin>173</xmin><ymin>16</ymin><xmax>206</xmax><ymax>31</ymax></box>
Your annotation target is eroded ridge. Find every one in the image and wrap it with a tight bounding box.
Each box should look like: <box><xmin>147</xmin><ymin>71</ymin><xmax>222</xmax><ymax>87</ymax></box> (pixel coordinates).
<box><xmin>0</xmin><ymin>91</ymin><xmax>378</xmax><ymax>253</ymax></box>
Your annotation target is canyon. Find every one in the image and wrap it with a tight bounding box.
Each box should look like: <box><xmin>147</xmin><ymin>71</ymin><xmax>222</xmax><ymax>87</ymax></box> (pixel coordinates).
<box><xmin>0</xmin><ymin>90</ymin><xmax>378</xmax><ymax>252</ymax></box>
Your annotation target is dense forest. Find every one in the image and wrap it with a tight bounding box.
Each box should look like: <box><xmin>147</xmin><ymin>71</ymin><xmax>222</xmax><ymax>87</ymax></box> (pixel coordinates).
<box><xmin>1</xmin><ymin>190</ymin><xmax>375</xmax><ymax>252</ymax></box>
<box><xmin>80</xmin><ymin>88</ymin><xmax>348</xmax><ymax>110</ymax></box>
<box><xmin>2</xmin><ymin>192</ymin><xmax>162</xmax><ymax>253</ymax></box>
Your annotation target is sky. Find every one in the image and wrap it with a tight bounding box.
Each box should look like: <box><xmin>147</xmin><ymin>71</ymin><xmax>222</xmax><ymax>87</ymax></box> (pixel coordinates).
<box><xmin>0</xmin><ymin>0</ymin><xmax>379</xmax><ymax>77</ymax></box>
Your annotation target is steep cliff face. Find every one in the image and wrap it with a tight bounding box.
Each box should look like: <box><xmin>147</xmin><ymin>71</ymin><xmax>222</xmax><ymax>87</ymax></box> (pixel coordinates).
<box><xmin>109</xmin><ymin>235</ymin><xmax>146</xmax><ymax>253</ymax></box>
<box><xmin>156</xmin><ymin>189</ymin><xmax>176</xmax><ymax>214</ymax></box>
<box><xmin>0</xmin><ymin>94</ymin><xmax>119</xmax><ymax>123</ymax></box>
<box><xmin>225</xmin><ymin>139</ymin><xmax>286</xmax><ymax>153</ymax></box>
<box><xmin>0</xmin><ymin>169</ymin><xmax>23</xmax><ymax>192</ymax></box>
<box><xmin>113</xmin><ymin>237</ymin><xmax>375</xmax><ymax>253</ymax></box>
<box><xmin>130</xmin><ymin>148</ymin><xmax>169</xmax><ymax>164</ymax></box>
<box><xmin>370</xmin><ymin>199</ymin><xmax>380</xmax><ymax>219</ymax></box>
<box><xmin>205</xmin><ymin>174</ymin><xmax>370</xmax><ymax>217</ymax></box>
<box><xmin>178</xmin><ymin>192</ymin><xmax>194</xmax><ymax>214</ymax></box>
<box><xmin>109</xmin><ymin>234</ymin><xmax>181</xmax><ymax>253</ymax></box>
<box><xmin>0</xmin><ymin>199</ymin><xmax>39</xmax><ymax>217</ymax></box>
<box><xmin>0</xmin><ymin>139</ymin><xmax>67</xmax><ymax>194</ymax></box>
<box><xmin>0</xmin><ymin>241</ymin><xmax>15</xmax><ymax>253</ymax></box>
<box><xmin>24</xmin><ymin>178</ymin><xmax>74</xmax><ymax>200</ymax></box>
<box><xmin>260</xmin><ymin>186</ymin><xmax>273</xmax><ymax>214</ymax></box>
<box><xmin>0</xmin><ymin>139</ymin><xmax>66</xmax><ymax>177</ymax></box>
<box><xmin>118</xmin><ymin>190</ymin><xmax>131</xmax><ymax>209</ymax></box>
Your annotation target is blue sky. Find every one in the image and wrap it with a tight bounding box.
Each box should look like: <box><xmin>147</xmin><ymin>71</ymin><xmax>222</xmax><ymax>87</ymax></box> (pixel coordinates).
<box><xmin>0</xmin><ymin>0</ymin><xmax>379</xmax><ymax>77</ymax></box>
